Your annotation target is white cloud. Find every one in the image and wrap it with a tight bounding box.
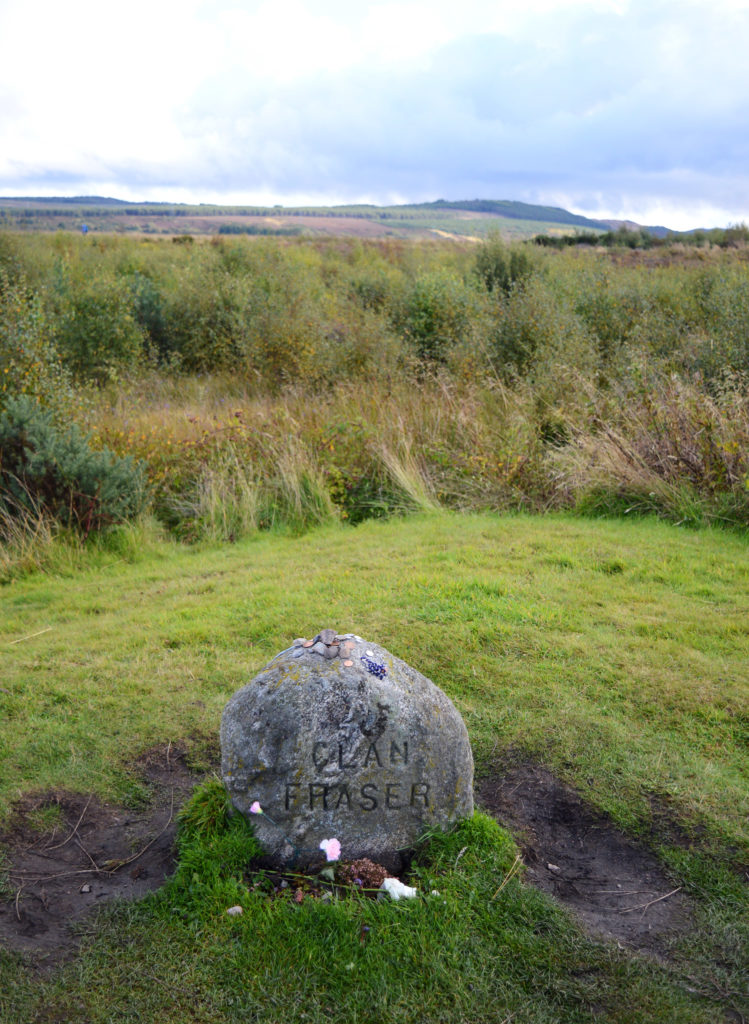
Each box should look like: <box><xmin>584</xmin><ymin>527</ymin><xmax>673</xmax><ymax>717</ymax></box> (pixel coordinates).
<box><xmin>1</xmin><ymin>0</ymin><xmax>748</xmax><ymax>228</ymax></box>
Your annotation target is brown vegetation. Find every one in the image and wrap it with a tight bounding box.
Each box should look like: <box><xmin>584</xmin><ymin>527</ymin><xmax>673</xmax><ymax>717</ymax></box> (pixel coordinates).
<box><xmin>2</xmin><ymin>231</ymin><xmax>748</xmax><ymax>571</ymax></box>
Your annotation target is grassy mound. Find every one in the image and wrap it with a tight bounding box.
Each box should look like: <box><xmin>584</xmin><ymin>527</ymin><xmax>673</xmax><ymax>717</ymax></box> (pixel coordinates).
<box><xmin>0</xmin><ymin>512</ymin><xmax>747</xmax><ymax>1022</ymax></box>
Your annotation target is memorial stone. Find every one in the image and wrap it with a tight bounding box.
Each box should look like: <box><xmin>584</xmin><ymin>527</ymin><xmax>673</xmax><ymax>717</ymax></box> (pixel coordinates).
<box><xmin>221</xmin><ymin>630</ymin><xmax>474</xmax><ymax>869</ymax></box>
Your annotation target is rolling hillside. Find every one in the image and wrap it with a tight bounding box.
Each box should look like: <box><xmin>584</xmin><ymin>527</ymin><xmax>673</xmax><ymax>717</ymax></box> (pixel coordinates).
<box><xmin>0</xmin><ymin>195</ymin><xmax>622</xmax><ymax>240</ymax></box>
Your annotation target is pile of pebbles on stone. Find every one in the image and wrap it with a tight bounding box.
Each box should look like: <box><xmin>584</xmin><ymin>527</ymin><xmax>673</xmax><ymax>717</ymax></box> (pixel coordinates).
<box><xmin>288</xmin><ymin>628</ymin><xmax>361</xmax><ymax>666</ymax></box>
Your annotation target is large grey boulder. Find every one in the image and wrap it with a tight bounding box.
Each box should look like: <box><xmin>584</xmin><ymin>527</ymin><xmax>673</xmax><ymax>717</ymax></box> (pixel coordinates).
<box><xmin>221</xmin><ymin>631</ymin><xmax>474</xmax><ymax>869</ymax></box>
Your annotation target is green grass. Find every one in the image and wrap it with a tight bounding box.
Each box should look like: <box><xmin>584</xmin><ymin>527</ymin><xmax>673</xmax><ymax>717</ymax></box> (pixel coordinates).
<box><xmin>2</xmin><ymin>512</ymin><xmax>746</xmax><ymax>846</ymax></box>
<box><xmin>1</xmin><ymin>511</ymin><xmax>748</xmax><ymax>1022</ymax></box>
<box><xmin>2</xmin><ymin>804</ymin><xmax>716</xmax><ymax>1024</ymax></box>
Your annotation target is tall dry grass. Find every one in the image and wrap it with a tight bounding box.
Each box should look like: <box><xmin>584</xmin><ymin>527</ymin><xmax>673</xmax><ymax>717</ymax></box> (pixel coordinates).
<box><xmin>553</xmin><ymin>373</ymin><xmax>749</xmax><ymax>525</ymax></box>
<box><xmin>2</xmin><ymin>364</ymin><xmax>746</xmax><ymax>578</ymax></box>
<box><xmin>86</xmin><ymin>370</ymin><xmax>554</xmax><ymax>537</ymax></box>
<box><xmin>0</xmin><ymin>497</ymin><xmax>59</xmax><ymax>580</ymax></box>
<box><xmin>82</xmin><ymin>365</ymin><xmax>749</xmax><ymax>539</ymax></box>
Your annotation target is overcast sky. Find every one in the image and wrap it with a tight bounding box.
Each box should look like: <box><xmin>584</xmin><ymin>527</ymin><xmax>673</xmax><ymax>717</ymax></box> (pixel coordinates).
<box><xmin>1</xmin><ymin>0</ymin><xmax>748</xmax><ymax>230</ymax></box>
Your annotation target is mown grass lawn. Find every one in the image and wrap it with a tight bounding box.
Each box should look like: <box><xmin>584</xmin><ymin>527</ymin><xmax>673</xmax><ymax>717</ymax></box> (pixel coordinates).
<box><xmin>1</xmin><ymin>512</ymin><xmax>747</xmax><ymax>1023</ymax></box>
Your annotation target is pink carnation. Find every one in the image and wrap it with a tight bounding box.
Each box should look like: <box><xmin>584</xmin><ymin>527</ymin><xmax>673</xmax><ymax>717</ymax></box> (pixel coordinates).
<box><xmin>319</xmin><ymin>838</ymin><xmax>341</xmax><ymax>862</ymax></box>
<box><xmin>249</xmin><ymin>801</ymin><xmax>263</xmax><ymax>814</ymax></box>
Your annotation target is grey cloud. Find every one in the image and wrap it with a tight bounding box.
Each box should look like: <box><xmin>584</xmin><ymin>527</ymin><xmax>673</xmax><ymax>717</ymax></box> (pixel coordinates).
<box><xmin>4</xmin><ymin>0</ymin><xmax>748</xmax><ymax>226</ymax></box>
<box><xmin>173</xmin><ymin>1</ymin><xmax>749</xmax><ymax>212</ymax></box>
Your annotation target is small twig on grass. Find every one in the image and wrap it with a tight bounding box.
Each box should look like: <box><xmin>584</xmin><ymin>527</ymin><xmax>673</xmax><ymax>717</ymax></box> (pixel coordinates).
<box><xmin>141</xmin><ymin>971</ymin><xmax>180</xmax><ymax>991</ymax></box>
<box><xmin>14</xmin><ymin>884</ymin><xmax>25</xmax><ymax>921</ymax></box>
<box><xmin>685</xmin><ymin>974</ymin><xmax>747</xmax><ymax>1022</ymax></box>
<box><xmin>705</xmin><ymin>972</ymin><xmax>746</xmax><ymax>1007</ymax></box>
<box><xmin>107</xmin><ymin>788</ymin><xmax>175</xmax><ymax>872</ymax></box>
<box><xmin>619</xmin><ymin>886</ymin><xmax>682</xmax><ymax>914</ymax></box>
<box><xmin>25</xmin><ymin>836</ymin><xmax>57</xmax><ymax>854</ymax></box>
<box><xmin>10</xmin><ymin>868</ymin><xmax>110</xmax><ymax>883</ymax></box>
<box><xmin>46</xmin><ymin>793</ymin><xmax>94</xmax><ymax>851</ymax></box>
<box><xmin>8</xmin><ymin>627</ymin><xmax>52</xmax><ymax>646</ymax></box>
<box><xmin>74</xmin><ymin>837</ymin><xmax>102</xmax><ymax>873</ymax></box>
<box><xmin>491</xmin><ymin>855</ymin><xmax>523</xmax><ymax>900</ymax></box>
<box><xmin>592</xmin><ymin>889</ymin><xmax>657</xmax><ymax>895</ymax></box>
<box><xmin>504</xmin><ymin>780</ymin><xmax>524</xmax><ymax>799</ymax></box>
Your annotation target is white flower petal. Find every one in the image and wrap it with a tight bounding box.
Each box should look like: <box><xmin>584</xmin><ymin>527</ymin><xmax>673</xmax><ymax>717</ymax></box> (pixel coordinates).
<box><xmin>380</xmin><ymin>877</ymin><xmax>418</xmax><ymax>900</ymax></box>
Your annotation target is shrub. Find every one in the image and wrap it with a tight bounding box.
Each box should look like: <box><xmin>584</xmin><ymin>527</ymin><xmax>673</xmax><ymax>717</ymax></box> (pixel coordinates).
<box><xmin>0</xmin><ymin>395</ymin><xmax>147</xmax><ymax>535</ymax></box>
<box><xmin>571</xmin><ymin>268</ymin><xmax>644</xmax><ymax>364</ymax></box>
<box><xmin>693</xmin><ymin>264</ymin><xmax>749</xmax><ymax>377</ymax></box>
<box><xmin>56</xmin><ymin>274</ymin><xmax>145</xmax><ymax>381</ymax></box>
<box><xmin>348</xmin><ymin>266</ymin><xmax>397</xmax><ymax>311</ymax></box>
<box><xmin>129</xmin><ymin>271</ymin><xmax>171</xmax><ymax>362</ymax></box>
<box><xmin>553</xmin><ymin>372</ymin><xmax>749</xmax><ymax>527</ymax></box>
<box><xmin>164</xmin><ymin>258</ymin><xmax>249</xmax><ymax>371</ymax></box>
<box><xmin>239</xmin><ymin>251</ymin><xmax>327</xmax><ymax>387</ymax></box>
<box><xmin>162</xmin><ymin>243</ymin><xmax>337</xmax><ymax>386</ymax></box>
<box><xmin>489</xmin><ymin>276</ymin><xmax>595</xmax><ymax>379</ymax></box>
<box><xmin>0</xmin><ymin>271</ymin><xmax>75</xmax><ymax>417</ymax></box>
<box><xmin>475</xmin><ymin>233</ymin><xmax>536</xmax><ymax>294</ymax></box>
<box><xmin>393</xmin><ymin>270</ymin><xmax>476</xmax><ymax>362</ymax></box>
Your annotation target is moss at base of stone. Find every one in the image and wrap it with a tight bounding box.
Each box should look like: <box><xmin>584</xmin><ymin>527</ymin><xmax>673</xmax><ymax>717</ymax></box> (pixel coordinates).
<box><xmin>169</xmin><ymin>780</ymin><xmax>517</xmax><ymax>923</ymax></box>
<box><xmin>415</xmin><ymin>811</ymin><xmax>518</xmax><ymax>875</ymax></box>
<box><xmin>168</xmin><ymin>778</ymin><xmax>263</xmax><ymax>919</ymax></box>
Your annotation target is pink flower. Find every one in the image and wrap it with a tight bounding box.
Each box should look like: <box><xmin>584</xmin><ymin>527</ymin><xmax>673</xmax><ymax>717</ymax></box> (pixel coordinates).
<box><xmin>249</xmin><ymin>801</ymin><xmax>263</xmax><ymax>814</ymax></box>
<box><xmin>319</xmin><ymin>838</ymin><xmax>341</xmax><ymax>862</ymax></box>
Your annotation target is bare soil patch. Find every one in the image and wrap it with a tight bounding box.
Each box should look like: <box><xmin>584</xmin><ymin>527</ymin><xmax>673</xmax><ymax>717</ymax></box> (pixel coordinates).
<box><xmin>2</xmin><ymin>752</ymin><xmax>694</xmax><ymax>967</ymax></box>
<box><xmin>0</xmin><ymin>743</ymin><xmax>200</xmax><ymax>967</ymax></box>
<box><xmin>478</xmin><ymin>763</ymin><xmax>692</xmax><ymax>954</ymax></box>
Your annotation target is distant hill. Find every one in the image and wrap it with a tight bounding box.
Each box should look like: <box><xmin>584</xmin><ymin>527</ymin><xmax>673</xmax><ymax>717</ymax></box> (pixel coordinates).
<box><xmin>0</xmin><ymin>195</ymin><xmax>671</xmax><ymax>240</ymax></box>
<box><xmin>2</xmin><ymin>195</ymin><xmax>133</xmax><ymax>206</ymax></box>
<box><xmin>422</xmin><ymin>199</ymin><xmax>611</xmax><ymax>231</ymax></box>
<box><xmin>600</xmin><ymin>218</ymin><xmax>672</xmax><ymax>239</ymax></box>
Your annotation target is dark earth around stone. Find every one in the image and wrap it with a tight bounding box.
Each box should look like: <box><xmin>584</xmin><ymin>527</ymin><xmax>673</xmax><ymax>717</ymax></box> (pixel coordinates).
<box><xmin>0</xmin><ymin>744</ymin><xmax>197</xmax><ymax>967</ymax></box>
<box><xmin>0</xmin><ymin>745</ymin><xmax>702</xmax><ymax>972</ymax></box>
<box><xmin>477</xmin><ymin>763</ymin><xmax>693</xmax><ymax>954</ymax></box>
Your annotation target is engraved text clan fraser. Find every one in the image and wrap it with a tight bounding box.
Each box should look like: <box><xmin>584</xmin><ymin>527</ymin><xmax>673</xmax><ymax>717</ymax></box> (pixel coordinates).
<box><xmin>283</xmin><ymin>735</ymin><xmax>431</xmax><ymax>812</ymax></box>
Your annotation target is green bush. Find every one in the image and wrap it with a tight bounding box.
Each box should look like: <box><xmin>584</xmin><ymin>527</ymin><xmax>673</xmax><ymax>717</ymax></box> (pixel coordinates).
<box><xmin>394</xmin><ymin>270</ymin><xmax>476</xmax><ymax>362</ymax></box>
<box><xmin>475</xmin><ymin>233</ymin><xmax>536</xmax><ymax>294</ymax></box>
<box><xmin>162</xmin><ymin>243</ymin><xmax>333</xmax><ymax>385</ymax></box>
<box><xmin>56</xmin><ymin>273</ymin><xmax>145</xmax><ymax>381</ymax></box>
<box><xmin>164</xmin><ymin>256</ymin><xmax>250</xmax><ymax>371</ymax></box>
<box><xmin>489</xmin><ymin>276</ymin><xmax>595</xmax><ymax>379</ymax></box>
<box><xmin>129</xmin><ymin>270</ymin><xmax>171</xmax><ymax>362</ymax></box>
<box><xmin>693</xmin><ymin>264</ymin><xmax>749</xmax><ymax>377</ymax></box>
<box><xmin>0</xmin><ymin>394</ymin><xmax>147</xmax><ymax>534</ymax></box>
<box><xmin>239</xmin><ymin>247</ymin><xmax>328</xmax><ymax>386</ymax></box>
<box><xmin>0</xmin><ymin>271</ymin><xmax>75</xmax><ymax>417</ymax></box>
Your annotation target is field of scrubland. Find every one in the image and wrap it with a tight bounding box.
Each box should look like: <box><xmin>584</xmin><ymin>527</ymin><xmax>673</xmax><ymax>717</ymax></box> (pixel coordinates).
<box><xmin>1</xmin><ymin>231</ymin><xmax>748</xmax><ymax>571</ymax></box>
